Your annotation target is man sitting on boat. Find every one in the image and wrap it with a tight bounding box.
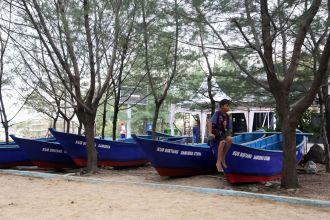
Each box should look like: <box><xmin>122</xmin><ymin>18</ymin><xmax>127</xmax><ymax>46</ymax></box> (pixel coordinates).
<box><xmin>207</xmin><ymin>99</ymin><xmax>232</xmax><ymax>172</ymax></box>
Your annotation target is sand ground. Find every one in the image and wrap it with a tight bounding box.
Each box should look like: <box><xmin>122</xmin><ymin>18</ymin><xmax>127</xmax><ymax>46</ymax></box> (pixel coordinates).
<box><xmin>0</xmin><ymin>164</ymin><xmax>330</xmax><ymax>220</ymax></box>
<box><xmin>0</xmin><ymin>174</ymin><xmax>329</xmax><ymax>220</ymax></box>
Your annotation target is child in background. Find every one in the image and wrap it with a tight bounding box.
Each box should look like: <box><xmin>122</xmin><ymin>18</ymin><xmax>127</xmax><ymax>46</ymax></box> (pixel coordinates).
<box><xmin>120</xmin><ymin>122</ymin><xmax>126</xmax><ymax>139</ymax></box>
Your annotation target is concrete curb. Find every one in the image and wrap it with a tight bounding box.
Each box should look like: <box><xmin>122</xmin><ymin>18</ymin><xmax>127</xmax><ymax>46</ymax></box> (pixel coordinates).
<box><xmin>1</xmin><ymin>169</ymin><xmax>330</xmax><ymax>207</ymax></box>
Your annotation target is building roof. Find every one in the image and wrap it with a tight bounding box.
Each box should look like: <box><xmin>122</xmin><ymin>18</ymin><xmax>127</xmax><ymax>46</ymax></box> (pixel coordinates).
<box><xmin>180</xmin><ymin>76</ymin><xmax>231</xmax><ymax>107</ymax></box>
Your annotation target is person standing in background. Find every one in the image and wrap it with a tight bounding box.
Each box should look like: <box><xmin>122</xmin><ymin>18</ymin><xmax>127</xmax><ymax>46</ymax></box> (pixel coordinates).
<box><xmin>120</xmin><ymin>122</ymin><xmax>126</xmax><ymax>139</ymax></box>
<box><xmin>192</xmin><ymin>120</ymin><xmax>200</xmax><ymax>144</ymax></box>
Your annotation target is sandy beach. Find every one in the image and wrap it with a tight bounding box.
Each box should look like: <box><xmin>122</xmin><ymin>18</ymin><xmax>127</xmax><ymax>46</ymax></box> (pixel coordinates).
<box><xmin>0</xmin><ymin>171</ymin><xmax>329</xmax><ymax>220</ymax></box>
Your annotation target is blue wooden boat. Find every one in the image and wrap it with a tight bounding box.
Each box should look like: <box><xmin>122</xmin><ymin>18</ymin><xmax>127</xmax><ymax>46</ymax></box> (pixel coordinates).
<box><xmin>0</xmin><ymin>136</ymin><xmax>61</xmax><ymax>168</ymax></box>
<box><xmin>222</xmin><ymin>133</ymin><xmax>306</xmax><ymax>183</ymax></box>
<box><xmin>49</xmin><ymin>128</ymin><xmax>151</xmax><ymax>168</ymax></box>
<box><xmin>146</xmin><ymin>130</ymin><xmax>177</xmax><ymax>138</ymax></box>
<box><xmin>132</xmin><ymin>131</ymin><xmax>265</xmax><ymax>177</ymax></box>
<box><xmin>10</xmin><ymin>135</ymin><xmax>78</xmax><ymax>169</ymax></box>
<box><xmin>0</xmin><ymin>143</ymin><xmax>33</xmax><ymax>168</ymax></box>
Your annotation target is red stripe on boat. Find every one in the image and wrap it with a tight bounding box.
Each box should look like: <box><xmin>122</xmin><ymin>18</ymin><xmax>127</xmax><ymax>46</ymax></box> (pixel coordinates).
<box><xmin>155</xmin><ymin>167</ymin><xmax>217</xmax><ymax>177</ymax></box>
<box><xmin>73</xmin><ymin>158</ymin><xmax>87</xmax><ymax>166</ymax></box>
<box><xmin>98</xmin><ymin>159</ymin><xmax>148</xmax><ymax>167</ymax></box>
<box><xmin>0</xmin><ymin>161</ymin><xmax>33</xmax><ymax>168</ymax></box>
<box><xmin>32</xmin><ymin>161</ymin><xmax>78</xmax><ymax>169</ymax></box>
<box><xmin>225</xmin><ymin>173</ymin><xmax>282</xmax><ymax>183</ymax></box>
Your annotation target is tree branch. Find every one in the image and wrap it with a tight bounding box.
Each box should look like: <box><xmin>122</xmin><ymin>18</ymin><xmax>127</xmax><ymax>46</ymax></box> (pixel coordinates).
<box><xmin>195</xmin><ymin>6</ymin><xmax>270</xmax><ymax>91</ymax></box>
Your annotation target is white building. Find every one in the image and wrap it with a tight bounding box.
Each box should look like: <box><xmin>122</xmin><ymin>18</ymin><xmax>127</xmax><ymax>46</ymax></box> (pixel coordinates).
<box><xmin>169</xmin><ymin>77</ymin><xmax>275</xmax><ymax>143</ymax></box>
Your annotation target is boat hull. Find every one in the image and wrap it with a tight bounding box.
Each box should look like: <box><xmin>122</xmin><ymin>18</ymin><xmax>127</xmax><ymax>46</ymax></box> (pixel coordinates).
<box><xmin>132</xmin><ymin>135</ymin><xmax>217</xmax><ymax>176</ymax></box>
<box><xmin>223</xmin><ymin>134</ymin><xmax>305</xmax><ymax>183</ymax></box>
<box><xmin>0</xmin><ymin>144</ymin><xmax>33</xmax><ymax>168</ymax></box>
<box><xmin>10</xmin><ymin>135</ymin><xmax>78</xmax><ymax>169</ymax></box>
<box><xmin>49</xmin><ymin>129</ymin><xmax>148</xmax><ymax>168</ymax></box>
<box><xmin>133</xmin><ymin>132</ymin><xmax>265</xmax><ymax>177</ymax></box>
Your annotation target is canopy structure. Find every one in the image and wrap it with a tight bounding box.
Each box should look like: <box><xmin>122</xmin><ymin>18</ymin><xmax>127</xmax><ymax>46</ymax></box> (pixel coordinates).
<box><xmin>170</xmin><ymin>77</ymin><xmax>274</xmax><ymax>143</ymax></box>
<box><xmin>189</xmin><ymin>76</ymin><xmax>231</xmax><ymax>104</ymax></box>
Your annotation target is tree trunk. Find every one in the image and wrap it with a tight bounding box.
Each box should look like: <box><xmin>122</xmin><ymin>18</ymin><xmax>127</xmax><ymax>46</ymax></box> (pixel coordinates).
<box><xmin>210</xmin><ymin>100</ymin><xmax>216</xmax><ymax>115</ymax></box>
<box><xmin>101</xmin><ymin>88</ymin><xmax>111</xmax><ymax>139</ymax></box>
<box><xmin>320</xmin><ymin>86</ymin><xmax>330</xmax><ymax>172</ymax></box>
<box><xmin>101</xmin><ymin>96</ymin><xmax>108</xmax><ymax>139</ymax></box>
<box><xmin>199</xmin><ymin>27</ymin><xmax>216</xmax><ymax>114</ymax></box>
<box><xmin>4</xmin><ymin>124</ymin><xmax>9</xmax><ymax>144</ymax></box>
<box><xmin>77</xmin><ymin>109</ymin><xmax>98</xmax><ymax>173</ymax></box>
<box><xmin>52</xmin><ymin>114</ymin><xmax>58</xmax><ymax>129</ymax></box>
<box><xmin>161</xmin><ymin>117</ymin><xmax>164</xmax><ymax>133</ymax></box>
<box><xmin>325</xmin><ymin>96</ymin><xmax>330</xmax><ymax>172</ymax></box>
<box><xmin>78</xmin><ymin>121</ymin><xmax>83</xmax><ymax>135</ymax></box>
<box><xmin>0</xmin><ymin>96</ymin><xmax>10</xmax><ymax>143</ymax></box>
<box><xmin>65</xmin><ymin>118</ymin><xmax>71</xmax><ymax>133</ymax></box>
<box><xmin>276</xmin><ymin>96</ymin><xmax>300</xmax><ymax>188</ymax></box>
<box><xmin>281</xmin><ymin>119</ymin><xmax>299</xmax><ymax>188</ymax></box>
<box><xmin>151</xmin><ymin>102</ymin><xmax>161</xmax><ymax>139</ymax></box>
<box><xmin>76</xmin><ymin>108</ymin><xmax>98</xmax><ymax>173</ymax></box>
<box><xmin>83</xmin><ymin>120</ymin><xmax>98</xmax><ymax>173</ymax></box>
<box><xmin>112</xmin><ymin>103</ymin><xmax>119</xmax><ymax>141</ymax></box>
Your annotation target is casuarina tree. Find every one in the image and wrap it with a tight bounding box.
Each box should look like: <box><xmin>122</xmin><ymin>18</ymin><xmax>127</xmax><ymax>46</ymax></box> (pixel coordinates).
<box><xmin>193</xmin><ymin>0</ymin><xmax>330</xmax><ymax>188</ymax></box>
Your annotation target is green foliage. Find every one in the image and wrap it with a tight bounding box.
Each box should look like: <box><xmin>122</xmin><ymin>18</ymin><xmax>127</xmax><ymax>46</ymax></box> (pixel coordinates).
<box><xmin>215</xmin><ymin>57</ymin><xmax>274</xmax><ymax>106</ymax></box>
<box><xmin>298</xmin><ymin>110</ymin><xmax>320</xmax><ymax>139</ymax></box>
<box><xmin>95</xmin><ymin>95</ymin><xmax>174</xmax><ymax>137</ymax></box>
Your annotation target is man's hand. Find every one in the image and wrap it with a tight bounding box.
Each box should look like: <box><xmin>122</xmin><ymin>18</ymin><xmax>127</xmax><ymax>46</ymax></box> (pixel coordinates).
<box><xmin>208</xmin><ymin>133</ymin><xmax>215</xmax><ymax>139</ymax></box>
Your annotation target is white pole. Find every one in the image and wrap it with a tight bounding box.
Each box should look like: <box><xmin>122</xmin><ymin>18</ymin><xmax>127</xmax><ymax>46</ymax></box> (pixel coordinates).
<box><xmin>267</xmin><ymin>112</ymin><xmax>270</xmax><ymax>128</ymax></box>
<box><xmin>201</xmin><ymin>110</ymin><xmax>207</xmax><ymax>143</ymax></box>
<box><xmin>248</xmin><ymin>110</ymin><xmax>254</xmax><ymax>132</ymax></box>
<box><xmin>170</xmin><ymin>104</ymin><xmax>175</xmax><ymax>135</ymax></box>
<box><xmin>262</xmin><ymin>112</ymin><xmax>267</xmax><ymax>128</ymax></box>
<box><xmin>243</xmin><ymin>111</ymin><xmax>249</xmax><ymax>132</ymax></box>
<box><xmin>127</xmin><ymin>104</ymin><xmax>132</xmax><ymax>138</ymax></box>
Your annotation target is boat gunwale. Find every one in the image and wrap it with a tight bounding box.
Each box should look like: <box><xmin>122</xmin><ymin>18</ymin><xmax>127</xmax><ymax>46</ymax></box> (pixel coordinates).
<box><xmin>133</xmin><ymin>135</ymin><xmax>211</xmax><ymax>149</ymax></box>
<box><xmin>232</xmin><ymin>135</ymin><xmax>306</xmax><ymax>153</ymax></box>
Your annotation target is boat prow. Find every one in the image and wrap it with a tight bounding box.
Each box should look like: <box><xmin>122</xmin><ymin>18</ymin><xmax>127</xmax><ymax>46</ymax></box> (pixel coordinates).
<box><xmin>49</xmin><ymin>128</ymin><xmax>149</xmax><ymax>168</ymax></box>
<box><xmin>10</xmin><ymin>135</ymin><xmax>78</xmax><ymax>169</ymax></box>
